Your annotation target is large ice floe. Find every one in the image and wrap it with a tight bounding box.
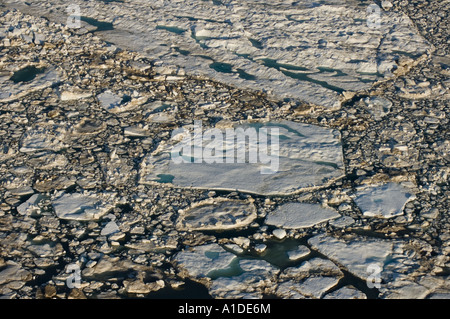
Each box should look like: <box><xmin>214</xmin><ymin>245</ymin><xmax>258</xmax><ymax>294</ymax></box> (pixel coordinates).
<box><xmin>265</xmin><ymin>202</ymin><xmax>341</xmax><ymax>229</ymax></box>
<box><xmin>5</xmin><ymin>0</ymin><xmax>432</xmax><ymax>108</ymax></box>
<box><xmin>140</xmin><ymin>120</ymin><xmax>344</xmax><ymax>195</ymax></box>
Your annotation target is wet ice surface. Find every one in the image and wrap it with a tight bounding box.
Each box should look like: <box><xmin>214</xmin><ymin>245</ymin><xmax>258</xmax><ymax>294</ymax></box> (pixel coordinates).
<box><xmin>0</xmin><ymin>1</ymin><xmax>449</xmax><ymax>300</ymax></box>
<box><xmin>173</xmin><ymin>243</ymin><xmax>237</xmax><ymax>279</ymax></box>
<box><xmin>52</xmin><ymin>192</ymin><xmax>118</xmax><ymax>221</ymax></box>
<box><xmin>19</xmin><ymin>123</ymin><xmax>68</xmax><ymax>153</ymax></box>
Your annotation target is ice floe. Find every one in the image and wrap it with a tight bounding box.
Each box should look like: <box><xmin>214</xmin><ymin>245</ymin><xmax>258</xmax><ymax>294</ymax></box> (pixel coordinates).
<box><xmin>329</xmin><ymin>216</ymin><xmax>355</xmax><ymax>228</ymax></box>
<box><xmin>307</xmin><ymin>233</ymin><xmax>435</xmax><ymax>297</ymax></box>
<box><xmin>362</xmin><ymin>96</ymin><xmax>392</xmax><ymax>120</ymax></box>
<box><xmin>323</xmin><ymin>286</ymin><xmax>367</xmax><ymax>299</ymax></box>
<box><xmin>282</xmin><ymin>258</ymin><xmax>343</xmax><ymax>279</ymax></box>
<box><xmin>20</xmin><ymin>123</ymin><xmax>68</xmax><ymax>153</ymax></box>
<box><xmin>17</xmin><ymin>194</ymin><xmax>44</xmax><ymax>216</ymax></box>
<box><xmin>176</xmin><ymin>198</ymin><xmax>257</xmax><ymax>231</ymax></box>
<box><xmin>52</xmin><ymin>192</ymin><xmax>117</xmax><ymax>221</ymax></box>
<box><xmin>74</xmin><ymin>118</ymin><xmax>107</xmax><ymax>135</ymax></box>
<box><xmin>97</xmin><ymin>90</ymin><xmax>122</xmax><ymax>111</ymax></box>
<box><xmin>100</xmin><ymin>221</ymin><xmax>120</xmax><ymax>236</ymax></box>
<box><xmin>277</xmin><ymin>257</ymin><xmax>343</xmax><ymax>299</ymax></box>
<box><xmin>81</xmin><ymin>255</ymin><xmax>154</xmax><ymax>281</ymax></box>
<box><xmin>287</xmin><ymin>245</ymin><xmax>310</xmax><ymax>261</ymax></box>
<box><xmin>6</xmin><ymin>0</ymin><xmax>431</xmax><ymax>107</ymax></box>
<box><xmin>140</xmin><ymin>120</ymin><xmax>344</xmax><ymax>195</ymax></box>
<box><xmin>59</xmin><ymin>89</ymin><xmax>92</xmax><ymax>101</ymax></box>
<box><xmin>353</xmin><ymin>183</ymin><xmax>416</xmax><ymax>218</ymax></box>
<box><xmin>27</xmin><ymin>242</ymin><xmax>64</xmax><ymax>258</ymax></box>
<box><xmin>173</xmin><ymin>243</ymin><xmax>237</xmax><ymax>280</ymax></box>
<box><xmin>27</xmin><ymin>152</ymin><xmax>69</xmax><ymax>170</ymax></box>
<box><xmin>308</xmin><ymin>233</ymin><xmax>393</xmax><ymax>281</ymax></box>
<box><xmin>0</xmin><ymin>64</ymin><xmax>61</xmax><ymax>102</ymax></box>
<box><xmin>265</xmin><ymin>202</ymin><xmax>340</xmax><ymax>229</ymax></box>
<box><xmin>209</xmin><ymin>259</ymin><xmax>279</xmax><ymax>299</ymax></box>
<box><xmin>272</xmin><ymin>229</ymin><xmax>287</xmax><ymax>240</ymax></box>
<box><xmin>97</xmin><ymin>90</ymin><xmax>146</xmax><ymax>114</ymax></box>
<box><xmin>0</xmin><ymin>261</ymin><xmax>31</xmax><ymax>287</ymax></box>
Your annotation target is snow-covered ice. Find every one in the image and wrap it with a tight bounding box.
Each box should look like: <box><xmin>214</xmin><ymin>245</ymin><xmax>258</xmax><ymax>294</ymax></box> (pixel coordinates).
<box><xmin>265</xmin><ymin>202</ymin><xmax>340</xmax><ymax>229</ymax></box>
<box><xmin>277</xmin><ymin>257</ymin><xmax>343</xmax><ymax>298</ymax></box>
<box><xmin>20</xmin><ymin>123</ymin><xmax>68</xmax><ymax>153</ymax></box>
<box><xmin>353</xmin><ymin>183</ymin><xmax>416</xmax><ymax>218</ymax></box>
<box><xmin>100</xmin><ymin>221</ymin><xmax>120</xmax><ymax>236</ymax></box>
<box><xmin>209</xmin><ymin>258</ymin><xmax>279</xmax><ymax>299</ymax></box>
<box><xmin>0</xmin><ymin>65</ymin><xmax>61</xmax><ymax>102</ymax></box>
<box><xmin>177</xmin><ymin>198</ymin><xmax>257</xmax><ymax>231</ymax></box>
<box><xmin>323</xmin><ymin>286</ymin><xmax>367</xmax><ymax>299</ymax></box>
<box><xmin>307</xmin><ymin>233</ymin><xmax>426</xmax><ymax>294</ymax></box>
<box><xmin>52</xmin><ymin>192</ymin><xmax>117</xmax><ymax>221</ymax></box>
<box><xmin>287</xmin><ymin>245</ymin><xmax>310</xmax><ymax>261</ymax></box>
<box><xmin>17</xmin><ymin>194</ymin><xmax>44</xmax><ymax>216</ymax></box>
